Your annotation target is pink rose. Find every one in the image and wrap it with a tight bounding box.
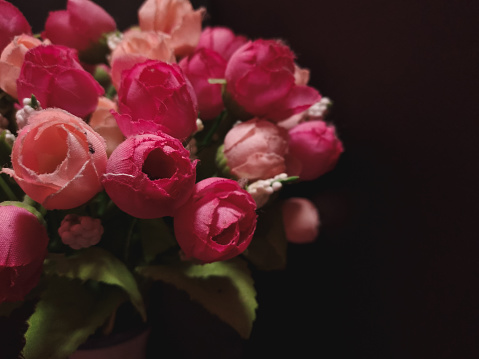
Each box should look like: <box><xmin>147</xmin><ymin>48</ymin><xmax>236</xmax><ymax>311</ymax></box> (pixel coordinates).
<box><xmin>42</xmin><ymin>0</ymin><xmax>116</xmax><ymax>52</ymax></box>
<box><xmin>221</xmin><ymin>118</ymin><xmax>289</xmax><ymax>180</ymax></box>
<box><xmin>196</xmin><ymin>26</ymin><xmax>248</xmax><ymax>61</ymax></box>
<box><xmin>287</xmin><ymin>120</ymin><xmax>343</xmax><ymax>181</ymax></box>
<box><xmin>281</xmin><ymin>197</ymin><xmax>320</xmax><ymax>244</ymax></box>
<box><xmin>174</xmin><ymin>177</ymin><xmax>257</xmax><ymax>263</ymax></box>
<box><xmin>113</xmin><ymin>60</ymin><xmax>198</xmax><ymax>140</ymax></box>
<box><xmin>102</xmin><ymin>133</ymin><xmax>197</xmax><ymax>219</ymax></box>
<box><xmin>110</xmin><ymin>29</ymin><xmax>175</xmax><ymax>89</ymax></box>
<box><xmin>2</xmin><ymin>108</ymin><xmax>108</xmax><ymax>209</ymax></box>
<box><xmin>17</xmin><ymin>45</ymin><xmax>104</xmax><ymax>118</ymax></box>
<box><xmin>0</xmin><ymin>203</ymin><xmax>49</xmax><ymax>303</ymax></box>
<box><xmin>138</xmin><ymin>0</ymin><xmax>205</xmax><ymax>57</ymax></box>
<box><xmin>225</xmin><ymin>39</ymin><xmax>321</xmax><ymax>121</ymax></box>
<box><xmin>179</xmin><ymin>48</ymin><xmax>226</xmax><ymax>120</ymax></box>
<box><xmin>0</xmin><ymin>0</ymin><xmax>31</xmax><ymax>53</ymax></box>
<box><xmin>0</xmin><ymin>34</ymin><xmax>43</xmax><ymax>99</ymax></box>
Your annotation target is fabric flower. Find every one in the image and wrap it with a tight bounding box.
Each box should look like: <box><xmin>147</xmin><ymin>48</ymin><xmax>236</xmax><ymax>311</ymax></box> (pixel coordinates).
<box><xmin>102</xmin><ymin>132</ymin><xmax>197</xmax><ymax>219</ymax></box>
<box><xmin>2</xmin><ymin>108</ymin><xmax>108</xmax><ymax>210</ymax></box>
<box><xmin>0</xmin><ymin>0</ymin><xmax>31</xmax><ymax>53</ymax></box>
<box><xmin>196</xmin><ymin>26</ymin><xmax>248</xmax><ymax>61</ymax></box>
<box><xmin>174</xmin><ymin>177</ymin><xmax>257</xmax><ymax>263</ymax></box>
<box><xmin>282</xmin><ymin>197</ymin><xmax>320</xmax><ymax>244</ymax></box>
<box><xmin>58</xmin><ymin>214</ymin><xmax>104</xmax><ymax>249</ymax></box>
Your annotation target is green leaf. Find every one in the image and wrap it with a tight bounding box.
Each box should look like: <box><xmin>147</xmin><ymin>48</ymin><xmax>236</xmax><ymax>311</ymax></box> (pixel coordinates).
<box><xmin>44</xmin><ymin>247</ymin><xmax>146</xmax><ymax>321</ymax></box>
<box><xmin>137</xmin><ymin>257</ymin><xmax>257</xmax><ymax>339</ymax></box>
<box><xmin>139</xmin><ymin>218</ymin><xmax>178</xmax><ymax>263</ymax></box>
<box><xmin>23</xmin><ymin>276</ymin><xmax>126</xmax><ymax>359</ymax></box>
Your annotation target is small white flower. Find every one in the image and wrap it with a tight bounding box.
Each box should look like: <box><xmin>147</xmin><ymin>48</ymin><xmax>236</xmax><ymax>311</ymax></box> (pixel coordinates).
<box><xmin>16</xmin><ymin>97</ymin><xmax>42</xmax><ymax>130</ymax></box>
<box><xmin>246</xmin><ymin>173</ymin><xmax>289</xmax><ymax>208</ymax></box>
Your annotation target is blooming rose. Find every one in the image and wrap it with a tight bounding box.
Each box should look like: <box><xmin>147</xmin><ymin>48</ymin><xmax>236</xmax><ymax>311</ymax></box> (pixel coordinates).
<box><xmin>2</xmin><ymin>108</ymin><xmax>108</xmax><ymax>209</ymax></box>
<box><xmin>110</xmin><ymin>29</ymin><xmax>175</xmax><ymax>89</ymax></box>
<box><xmin>287</xmin><ymin>120</ymin><xmax>343</xmax><ymax>181</ymax></box>
<box><xmin>113</xmin><ymin>60</ymin><xmax>198</xmax><ymax>140</ymax></box>
<box><xmin>0</xmin><ymin>0</ymin><xmax>31</xmax><ymax>53</ymax></box>
<box><xmin>89</xmin><ymin>97</ymin><xmax>124</xmax><ymax>157</ymax></box>
<box><xmin>196</xmin><ymin>26</ymin><xmax>247</xmax><ymax>61</ymax></box>
<box><xmin>102</xmin><ymin>133</ymin><xmax>197</xmax><ymax>219</ymax></box>
<box><xmin>42</xmin><ymin>0</ymin><xmax>116</xmax><ymax>52</ymax></box>
<box><xmin>17</xmin><ymin>45</ymin><xmax>104</xmax><ymax>118</ymax></box>
<box><xmin>174</xmin><ymin>177</ymin><xmax>257</xmax><ymax>263</ymax></box>
<box><xmin>179</xmin><ymin>48</ymin><xmax>226</xmax><ymax>120</ymax></box>
<box><xmin>0</xmin><ymin>203</ymin><xmax>50</xmax><ymax>302</ymax></box>
<box><xmin>138</xmin><ymin>0</ymin><xmax>205</xmax><ymax>57</ymax></box>
<box><xmin>220</xmin><ymin>118</ymin><xmax>289</xmax><ymax>180</ymax></box>
<box><xmin>0</xmin><ymin>34</ymin><xmax>43</xmax><ymax>99</ymax></box>
<box><xmin>282</xmin><ymin>197</ymin><xmax>320</xmax><ymax>244</ymax></box>
<box><xmin>225</xmin><ymin>39</ymin><xmax>320</xmax><ymax>121</ymax></box>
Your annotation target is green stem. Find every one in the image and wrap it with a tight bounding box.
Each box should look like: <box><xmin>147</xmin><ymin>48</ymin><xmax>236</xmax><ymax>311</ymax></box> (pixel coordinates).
<box><xmin>197</xmin><ymin>110</ymin><xmax>227</xmax><ymax>152</ymax></box>
<box><xmin>124</xmin><ymin>217</ymin><xmax>138</xmax><ymax>265</ymax></box>
<box><xmin>0</xmin><ymin>174</ymin><xmax>17</xmax><ymax>201</ymax></box>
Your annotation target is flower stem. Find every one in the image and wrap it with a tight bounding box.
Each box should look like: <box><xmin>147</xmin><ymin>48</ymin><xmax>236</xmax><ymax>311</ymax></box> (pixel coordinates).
<box><xmin>0</xmin><ymin>174</ymin><xmax>18</xmax><ymax>201</ymax></box>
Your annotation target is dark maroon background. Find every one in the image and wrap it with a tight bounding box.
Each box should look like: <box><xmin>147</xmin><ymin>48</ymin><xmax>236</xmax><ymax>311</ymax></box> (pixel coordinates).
<box><xmin>8</xmin><ymin>0</ymin><xmax>479</xmax><ymax>358</ymax></box>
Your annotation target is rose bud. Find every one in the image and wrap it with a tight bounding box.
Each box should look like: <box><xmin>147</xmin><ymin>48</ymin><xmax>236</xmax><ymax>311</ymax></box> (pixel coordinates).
<box><xmin>2</xmin><ymin>108</ymin><xmax>108</xmax><ymax>210</ymax></box>
<box><xmin>102</xmin><ymin>133</ymin><xmax>197</xmax><ymax>219</ymax></box>
<box><xmin>113</xmin><ymin>60</ymin><xmax>198</xmax><ymax>140</ymax></box>
<box><xmin>225</xmin><ymin>39</ymin><xmax>321</xmax><ymax>121</ymax></box>
<box><xmin>138</xmin><ymin>0</ymin><xmax>205</xmax><ymax>57</ymax></box>
<box><xmin>287</xmin><ymin>120</ymin><xmax>343</xmax><ymax>181</ymax></box>
<box><xmin>42</xmin><ymin>0</ymin><xmax>116</xmax><ymax>53</ymax></box>
<box><xmin>0</xmin><ymin>203</ymin><xmax>49</xmax><ymax>303</ymax></box>
<box><xmin>281</xmin><ymin>197</ymin><xmax>320</xmax><ymax>244</ymax></box>
<box><xmin>17</xmin><ymin>45</ymin><xmax>104</xmax><ymax>118</ymax></box>
<box><xmin>219</xmin><ymin>118</ymin><xmax>289</xmax><ymax>180</ymax></box>
<box><xmin>0</xmin><ymin>0</ymin><xmax>31</xmax><ymax>53</ymax></box>
<box><xmin>196</xmin><ymin>26</ymin><xmax>248</xmax><ymax>61</ymax></box>
<box><xmin>110</xmin><ymin>28</ymin><xmax>175</xmax><ymax>90</ymax></box>
<box><xmin>179</xmin><ymin>48</ymin><xmax>226</xmax><ymax>120</ymax></box>
<box><xmin>174</xmin><ymin>177</ymin><xmax>257</xmax><ymax>263</ymax></box>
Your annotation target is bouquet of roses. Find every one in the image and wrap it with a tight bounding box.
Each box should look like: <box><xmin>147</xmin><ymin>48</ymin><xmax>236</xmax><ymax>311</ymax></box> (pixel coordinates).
<box><xmin>0</xmin><ymin>0</ymin><xmax>343</xmax><ymax>357</ymax></box>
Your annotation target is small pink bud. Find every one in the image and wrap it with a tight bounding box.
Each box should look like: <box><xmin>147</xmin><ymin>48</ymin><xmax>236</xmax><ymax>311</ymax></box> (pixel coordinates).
<box><xmin>58</xmin><ymin>214</ymin><xmax>104</xmax><ymax>250</ymax></box>
<box><xmin>282</xmin><ymin>197</ymin><xmax>320</xmax><ymax>244</ymax></box>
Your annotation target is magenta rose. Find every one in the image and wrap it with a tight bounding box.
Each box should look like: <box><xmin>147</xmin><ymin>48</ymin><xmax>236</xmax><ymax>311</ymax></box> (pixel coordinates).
<box><xmin>102</xmin><ymin>133</ymin><xmax>197</xmax><ymax>219</ymax></box>
<box><xmin>2</xmin><ymin>108</ymin><xmax>108</xmax><ymax>209</ymax></box>
<box><xmin>225</xmin><ymin>39</ymin><xmax>320</xmax><ymax>121</ymax></box>
<box><xmin>197</xmin><ymin>26</ymin><xmax>247</xmax><ymax>61</ymax></box>
<box><xmin>0</xmin><ymin>0</ymin><xmax>31</xmax><ymax>53</ymax></box>
<box><xmin>174</xmin><ymin>177</ymin><xmax>257</xmax><ymax>263</ymax></box>
<box><xmin>0</xmin><ymin>203</ymin><xmax>49</xmax><ymax>303</ymax></box>
<box><xmin>179</xmin><ymin>48</ymin><xmax>226</xmax><ymax>120</ymax></box>
<box><xmin>42</xmin><ymin>0</ymin><xmax>116</xmax><ymax>52</ymax></box>
<box><xmin>287</xmin><ymin>120</ymin><xmax>343</xmax><ymax>181</ymax></box>
<box><xmin>113</xmin><ymin>60</ymin><xmax>198</xmax><ymax>140</ymax></box>
<box><xmin>17</xmin><ymin>45</ymin><xmax>104</xmax><ymax>118</ymax></box>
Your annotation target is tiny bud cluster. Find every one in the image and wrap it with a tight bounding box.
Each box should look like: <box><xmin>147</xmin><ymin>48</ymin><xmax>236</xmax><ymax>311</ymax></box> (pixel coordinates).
<box><xmin>247</xmin><ymin>173</ymin><xmax>288</xmax><ymax>208</ymax></box>
<box><xmin>16</xmin><ymin>97</ymin><xmax>42</xmax><ymax>130</ymax></box>
<box><xmin>58</xmin><ymin>214</ymin><xmax>104</xmax><ymax>250</ymax></box>
<box><xmin>307</xmin><ymin>97</ymin><xmax>332</xmax><ymax>119</ymax></box>
<box><xmin>1</xmin><ymin>129</ymin><xmax>15</xmax><ymax>146</ymax></box>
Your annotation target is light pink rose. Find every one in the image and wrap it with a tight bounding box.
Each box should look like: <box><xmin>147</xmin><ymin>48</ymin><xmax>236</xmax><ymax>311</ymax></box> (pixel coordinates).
<box><xmin>179</xmin><ymin>48</ymin><xmax>226</xmax><ymax>120</ymax></box>
<box><xmin>281</xmin><ymin>197</ymin><xmax>320</xmax><ymax>244</ymax></box>
<box><xmin>174</xmin><ymin>177</ymin><xmax>257</xmax><ymax>263</ymax></box>
<box><xmin>42</xmin><ymin>0</ymin><xmax>116</xmax><ymax>52</ymax></box>
<box><xmin>138</xmin><ymin>0</ymin><xmax>205</xmax><ymax>57</ymax></box>
<box><xmin>225</xmin><ymin>39</ymin><xmax>321</xmax><ymax>121</ymax></box>
<box><xmin>2</xmin><ymin>108</ymin><xmax>108</xmax><ymax>209</ymax></box>
<box><xmin>0</xmin><ymin>0</ymin><xmax>31</xmax><ymax>53</ymax></box>
<box><xmin>110</xmin><ymin>29</ymin><xmax>176</xmax><ymax>89</ymax></box>
<box><xmin>0</xmin><ymin>34</ymin><xmax>43</xmax><ymax>99</ymax></box>
<box><xmin>222</xmin><ymin>118</ymin><xmax>289</xmax><ymax>180</ymax></box>
<box><xmin>102</xmin><ymin>133</ymin><xmax>197</xmax><ymax>219</ymax></box>
<box><xmin>287</xmin><ymin>120</ymin><xmax>343</xmax><ymax>181</ymax></box>
<box><xmin>0</xmin><ymin>203</ymin><xmax>49</xmax><ymax>302</ymax></box>
<box><xmin>196</xmin><ymin>26</ymin><xmax>247</xmax><ymax>61</ymax></box>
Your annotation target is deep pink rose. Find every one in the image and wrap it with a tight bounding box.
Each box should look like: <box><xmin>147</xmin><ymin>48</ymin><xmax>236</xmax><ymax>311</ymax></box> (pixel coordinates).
<box><xmin>42</xmin><ymin>0</ymin><xmax>116</xmax><ymax>52</ymax></box>
<box><xmin>287</xmin><ymin>120</ymin><xmax>343</xmax><ymax>181</ymax></box>
<box><xmin>197</xmin><ymin>26</ymin><xmax>247</xmax><ymax>61</ymax></box>
<box><xmin>225</xmin><ymin>39</ymin><xmax>320</xmax><ymax>121</ymax></box>
<box><xmin>0</xmin><ymin>203</ymin><xmax>49</xmax><ymax>303</ymax></box>
<box><xmin>179</xmin><ymin>48</ymin><xmax>226</xmax><ymax>120</ymax></box>
<box><xmin>0</xmin><ymin>0</ymin><xmax>31</xmax><ymax>53</ymax></box>
<box><xmin>17</xmin><ymin>45</ymin><xmax>104</xmax><ymax>118</ymax></box>
<box><xmin>221</xmin><ymin>118</ymin><xmax>289</xmax><ymax>180</ymax></box>
<box><xmin>282</xmin><ymin>197</ymin><xmax>320</xmax><ymax>244</ymax></box>
<box><xmin>174</xmin><ymin>177</ymin><xmax>257</xmax><ymax>263</ymax></box>
<box><xmin>113</xmin><ymin>60</ymin><xmax>198</xmax><ymax>140</ymax></box>
<box><xmin>102</xmin><ymin>133</ymin><xmax>197</xmax><ymax>219</ymax></box>
<box><xmin>2</xmin><ymin>108</ymin><xmax>108</xmax><ymax>209</ymax></box>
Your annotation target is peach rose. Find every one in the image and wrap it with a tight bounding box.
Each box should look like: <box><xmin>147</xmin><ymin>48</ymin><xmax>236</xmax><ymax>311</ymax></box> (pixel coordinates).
<box><xmin>281</xmin><ymin>197</ymin><xmax>320</xmax><ymax>244</ymax></box>
<box><xmin>2</xmin><ymin>108</ymin><xmax>107</xmax><ymax>209</ymax></box>
<box><xmin>110</xmin><ymin>28</ymin><xmax>175</xmax><ymax>89</ymax></box>
<box><xmin>0</xmin><ymin>34</ymin><xmax>43</xmax><ymax>99</ymax></box>
<box><xmin>89</xmin><ymin>97</ymin><xmax>124</xmax><ymax>157</ymax></box>
<box><xmin>138</xmin><ymin>0</ymin><xmax>205</xmax><ymax>57</ymax></box>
